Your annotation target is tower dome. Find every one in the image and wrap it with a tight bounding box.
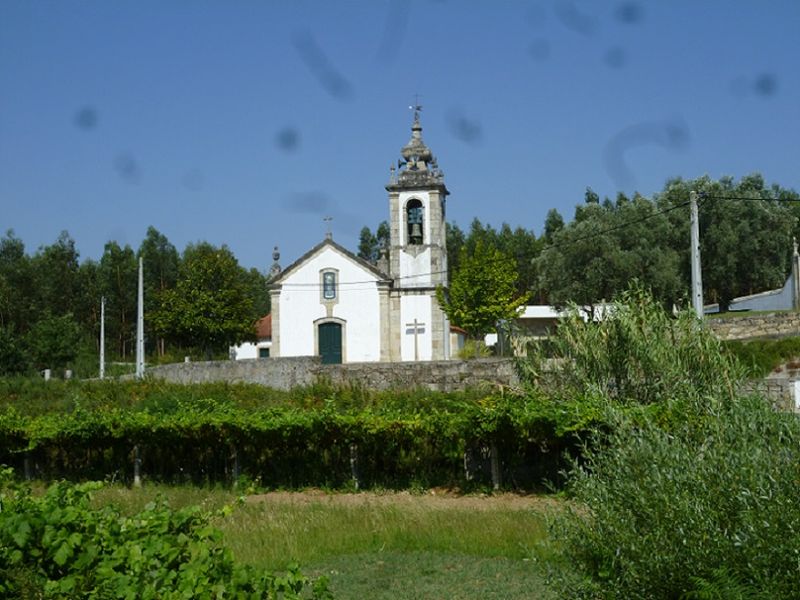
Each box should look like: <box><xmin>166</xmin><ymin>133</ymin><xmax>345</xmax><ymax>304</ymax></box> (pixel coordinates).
<box><xmin>388</xmin><ymin>105</ymin><xmax>446</xmax><ymax>190</ymax></box>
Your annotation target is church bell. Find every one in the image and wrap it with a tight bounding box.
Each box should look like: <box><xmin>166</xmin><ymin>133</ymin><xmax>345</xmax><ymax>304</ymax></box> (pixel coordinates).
<box><xmin>410</xmin><ymin>222</ymin><xmax>422</xmax><ymax>243</ymax></box>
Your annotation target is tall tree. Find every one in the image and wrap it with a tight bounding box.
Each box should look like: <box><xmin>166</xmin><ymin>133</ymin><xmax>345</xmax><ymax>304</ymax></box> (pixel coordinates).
<box><xmin>357</xmin><ymin>221</ymin><xmax>390</xmax><ymax>264</ymax></box>
<box><xmin>495</xmin><ymin>223</ymin><xmax>541</xmax><ymax>299</ymax></box>
<box><xmin>446</xmin><ymin>221</ymin><xmax>466</xmax><ymax>280</ymax></box>
<box><xmin>31</xmin><ymin>231</ymin><xmax>80</xmax><ymax>318</ymax></box>
<box><xmin>0</xmin><ymin>230</ymin><xmax>35</xmax><ymax>334</ymax></box>
<box><xmin>357</xmin><ymin>226</ymin><xmax>377</xmax><ymax>262</ymax></box>
<box><xmin>138</xmin><ymin>226</ymin><xmax>179</xmax><ymax>356</ymax></box>
<box><xmin>25</xmin><ymin>312</ymin><xmax>82</xmax><ymax>371</ymax></box>
<box><xmin>654</xmin><ymin>174</ymin><xmax>798</xmax><ymax>311</ymax></box>
<box><xmin>436</xmin><ymin>241</ymin><xmax>528</xmax><ymax>341</ymax></box>
<box><xmin>242</xmin><ymin>267</ymin><xmax>270</xmax><ymax>319</ymax></box>
<box><xmin>543</xmin><ymin>209</ymin><xmax>564</xmax><ymax>244</ymax></box>
<box><xmin>98</xmin><ymin>241</ymin><xmax>138</xmax><ymax>358</ymax></box>
<box><xmin>153</xmin><ymin>242</ymin><xmax>255</xmax><ymax>358</ymax></box>
<box><xmin>537</xmin><ymin>196</ymin><xmax>682</xmax><ymax>311</ymax></box>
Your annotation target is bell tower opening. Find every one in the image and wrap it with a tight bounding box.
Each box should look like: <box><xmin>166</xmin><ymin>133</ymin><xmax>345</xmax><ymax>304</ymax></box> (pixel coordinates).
<box><xmin>407</xmin><ymin>199</ymin><xmax>424</xmax><ymax>245</ymax></box>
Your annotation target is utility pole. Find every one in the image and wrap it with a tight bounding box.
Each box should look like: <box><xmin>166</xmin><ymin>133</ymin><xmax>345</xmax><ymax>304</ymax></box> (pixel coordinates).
<box><xmin>135</xmin><ymin>257</ymin><xmax>145</xmax><ymax>379</ymax></box>
<box><xmin>99</xmin><ymin>296</ymin><xmax>105</xmax><ymax>379</ymax></box>
<box><xmin>690</xmin><ymin>190</ymin><xmax>704</xmax><ymax>318</ymax></box>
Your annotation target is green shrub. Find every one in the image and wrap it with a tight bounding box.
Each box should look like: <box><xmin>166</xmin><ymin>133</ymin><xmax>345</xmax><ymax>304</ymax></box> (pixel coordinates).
<box><xmin>0</xmin><ymin>468</ymin><xmax>332</xmax><ymax>599</ymax></box>
<box><xmin>520</xmin><ymin>286</ymin><xmax>743</xmax><ymax>407</ymax></box>
<box><xmin>457</xmin><ymin>339</ymin><xmax>493</xmax><ymax>359</ymax></box>
<box><xmin>723</xmin><ymin>336</ymin><xmax>800</xmax><ymax>378</ymax></box>
<box><xmin>554</xmin><ymin>395</ymin><xmax>800</xmax><ymax>598</ymax></box>
<box><xmin>521</xmin><ymin>288</ymin><xmax>800</xmax><ymax>598</ymax></box>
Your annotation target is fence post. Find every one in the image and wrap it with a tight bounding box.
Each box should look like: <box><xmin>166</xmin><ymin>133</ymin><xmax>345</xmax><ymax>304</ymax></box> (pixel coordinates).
<box><xmin>23</xmin><ymin>452</ymin><xmax>32</xmax><ymax>481</ymax></box>
<box><xmin>133</xmin><ymin>445</ymin><xmax>142</xmax><ymax>487</ymax></box>
<box><xmin>349</xmin><ymin>443</ymin><xmax>360</xmax><ymax>490</ymax></box>
<box><xmin>490</xmin><ymin>443</ymin><xmax>502</xmax><ymax>491</ymax></box>
<box><xmin>231</xmin><ymin>445</ymin><xmax>241</xmax><ymax>487</ymax></box>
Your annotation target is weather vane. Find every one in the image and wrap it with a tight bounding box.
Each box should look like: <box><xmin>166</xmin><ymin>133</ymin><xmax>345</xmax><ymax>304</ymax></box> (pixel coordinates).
<box><xmin>409</xmin><ymin>94</ymin><xmax>422</xmax><ymax>120</ymax></box>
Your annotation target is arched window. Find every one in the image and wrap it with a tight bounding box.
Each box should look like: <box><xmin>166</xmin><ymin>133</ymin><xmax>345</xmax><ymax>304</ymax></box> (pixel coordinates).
<box><xmin>406</xmin><ymin>199</ymin><xmax>424</xmax><ymax>245</ymax></box>
<box><xmin>322</xmin><ymin>271</ymin><xmax>336</xmax><ymax>300</ymax></box>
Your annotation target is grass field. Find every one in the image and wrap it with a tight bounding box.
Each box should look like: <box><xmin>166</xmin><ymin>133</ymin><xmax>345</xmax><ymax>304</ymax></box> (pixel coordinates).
<box><xmin>93</xmin><ymin>485</ymin><xmax>564</xmax><ymax>599</ymax></box>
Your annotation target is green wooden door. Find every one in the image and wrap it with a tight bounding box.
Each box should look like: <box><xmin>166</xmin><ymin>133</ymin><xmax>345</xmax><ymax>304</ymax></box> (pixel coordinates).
<box><xmin>318</xmin><ymin>322</ymin><xmax>342</xmax><ymax>364</ymax></box>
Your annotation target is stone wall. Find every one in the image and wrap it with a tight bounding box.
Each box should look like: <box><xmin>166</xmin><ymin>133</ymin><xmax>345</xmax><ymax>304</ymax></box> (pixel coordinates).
<box><xmin>144</xmin><ymin>357</ymin><xmax>319</xmax><ymax>389</ymax></box>
<box><xmin>144</xmin><ymin>357</ymin><xmax>518</xmax><ymax>392</ymax></box>
<box><xmin>140</xmin><ymin>356</ymin><xmax>799</xmax><ymax>412</ymax></box>
<box><xmin>742</xmin><ymin>379</ymin><xmax>797</xmax><ymax>413</ymax></box>
<box><xmin>707</xmin><ymin>312</ymin><xmax>800</xmax><ymax>340</ymax></box>
<box><xmin>317</xmin><ymin>358</ymin><xmax>518</xmax><ymax>391</ymax></box>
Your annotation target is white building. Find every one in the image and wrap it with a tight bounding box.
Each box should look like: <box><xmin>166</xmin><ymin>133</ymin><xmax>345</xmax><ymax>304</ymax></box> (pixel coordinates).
<box><xmin>268</xmin><ymin>108</ymin><xmax>452</xmax><ymax>364</ymax></box>
<box><xmin>705</xmin><ymin>239</ymin><xmax>800</xmax><ymax>314</ymax></box>
<box><xmin>230</xmin><ymin>314</ymin><xmax>272</xmax><ymax>359</ymax></box>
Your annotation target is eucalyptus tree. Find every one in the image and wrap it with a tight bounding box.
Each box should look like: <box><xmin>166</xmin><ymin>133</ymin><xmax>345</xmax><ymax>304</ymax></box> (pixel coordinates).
<box><xmin>138</xmin><ymin>226</ymin><xmax>179</xmax><ymax>356</ymax></box>
<box><xmin>98</xmin><ymin>241</ymin><xmax>138</xmax><ymax>358</ymax></box>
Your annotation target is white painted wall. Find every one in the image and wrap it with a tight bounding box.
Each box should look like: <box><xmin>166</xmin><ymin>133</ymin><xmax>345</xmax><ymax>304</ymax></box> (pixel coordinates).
<box><xmin>278</xmin><ymin>245</ymin><xmax>382</xmax><ymax>362</ymax></box>
<box><xmin>400</xmin><ymin>294</ymin><xmax>432</xmax><ymax>361</ymax></box>
<box><xmin>231</xmin><ymin>341</ymin><xmax>271</xmax><ymax>360</ymax></box>
<box><xmin>399</xmin><ymin>247</ymin><xmax>432</xmax><ymax>287</ymax></box>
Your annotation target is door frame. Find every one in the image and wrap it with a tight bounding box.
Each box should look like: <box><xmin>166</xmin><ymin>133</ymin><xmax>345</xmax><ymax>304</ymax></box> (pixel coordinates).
<box><xmin>314</xmin><ymin>317</ymin><xmax>346</xmax><ymax>364</ymax></box>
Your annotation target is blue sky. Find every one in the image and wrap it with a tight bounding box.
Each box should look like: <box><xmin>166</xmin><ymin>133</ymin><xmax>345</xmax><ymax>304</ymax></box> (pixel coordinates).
<box><xmin>2</xmin><ymin>1</ymin><xmax>798</xmax><ymax>270</ymax></box>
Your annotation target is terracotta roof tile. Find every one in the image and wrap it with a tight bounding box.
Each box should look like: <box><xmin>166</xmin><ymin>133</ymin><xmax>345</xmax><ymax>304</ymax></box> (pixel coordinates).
<box><xmin>255</xmin><ymin>314</ymin><xmax>271</xmax><ymax>339</ymax></box>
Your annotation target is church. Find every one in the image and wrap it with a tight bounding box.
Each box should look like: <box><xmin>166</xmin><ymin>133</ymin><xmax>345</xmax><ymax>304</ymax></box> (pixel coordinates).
<box><xmin>268</xmin><ymin>108</ymin><xmax>453</xmax><ymax>363</ymax></box>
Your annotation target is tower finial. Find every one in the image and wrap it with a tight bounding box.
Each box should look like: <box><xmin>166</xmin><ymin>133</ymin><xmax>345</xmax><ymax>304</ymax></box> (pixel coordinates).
<box><xmin>410</xmin><ymin>95</ymin><xmax>422</xmax><ymax>124</ymax></box>
<box><xmin>269</xmin><ymin>246</ymin><xmax>282</xmax><ymax>279</ymax></box>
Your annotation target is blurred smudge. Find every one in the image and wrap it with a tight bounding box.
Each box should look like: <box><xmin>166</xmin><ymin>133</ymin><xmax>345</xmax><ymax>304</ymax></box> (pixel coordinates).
<box><xmin>292</xmin><ymin>32</ymin><xmax>354</xmax><ymax>101</ymax></box>
<box><xmin>528</xmin><ymin>39</ymin><xmax>551</xmax><ymax>60</ymax></box>
<box><xmin>181</xmin><ymin>169</ymin><xmax>205</xmax><ymax>191</ymax></box>
<box><xmin>285</xmin><ymin>191</ymin><xmax>331</xmax><ymax>214</ymax></box>
<box><xmin>377</xmin><ymin>0</ymin><xmax>409</xmax><ymax>63</ymax></box>
<box><xmin>604</xmin><ymin>46</ymin><xmax>626</xmax><ymax>68</ymax></box>
<box><xmin>114</xmin><ymin>153</ymin><xmax>141</xmax><ymax>184</ymax></box>
<box><xmin>447</xmin><ymin>110</ymin><xmax>483</xmax><ymax>145</ymax></box>
<box><xmin>603</xmin><ymin>118</ymin><xmax>691</xmax><ymax>188</ymax></box>
<box><xmin>753</xmin><ymin>73</ymin><xmax>778</xmax><ymax>96</ymax></box>
<box><xmin>615</xmin><ymin>1</ymin><xmax>643</xmax><ymax>24</ymax></box>
<box><xmin>554</xmin><ymin>0</ymin><xmax>597</xmax><ymax>35</ymax></box>
<box><xmin>276</xmin><ymin>127</ymin><xmax>301</xmax><ymax>152</ymax></box>
<box><xmin>729</xmin><ymin>73</ymin><xmax>779</xmax><ymax>98</ymax></box>
<box><xmin>74</xmin><ymin>106</ymin><xmax>98</xmax><ymax>130</ymax></box>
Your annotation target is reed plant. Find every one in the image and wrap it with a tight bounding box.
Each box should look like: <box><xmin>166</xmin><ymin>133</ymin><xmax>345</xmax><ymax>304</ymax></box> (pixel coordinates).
<box><xmin>521</xmin><ymin>287</ymin><xmax>800</xmax><ymax>598</ymax></box>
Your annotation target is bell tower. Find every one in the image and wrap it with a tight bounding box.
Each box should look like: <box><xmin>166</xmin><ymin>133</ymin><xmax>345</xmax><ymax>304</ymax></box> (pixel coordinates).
<box><xmin>385</xmin><ymin>105</ymin><xmax>451</xmax><ymax>361</ymax></box>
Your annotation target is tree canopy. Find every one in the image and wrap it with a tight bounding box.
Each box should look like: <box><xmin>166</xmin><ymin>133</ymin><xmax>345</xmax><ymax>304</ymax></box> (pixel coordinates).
<box><xmin>436</xmin><ymin>241</ymin><xmax>529</xmax><ymax>340</ymax></box>
<box><xmin>153</xmin><ymin>242</ymin><xmax>257</xmax><ymax>357</ymax></box>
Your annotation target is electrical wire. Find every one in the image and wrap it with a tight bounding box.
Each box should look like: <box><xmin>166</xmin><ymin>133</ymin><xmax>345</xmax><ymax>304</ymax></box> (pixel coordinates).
<box><xmin>543</xmin><ymin>198</ymin><xmax>692</xmax><ymax>250</ymax></box>
<box><xmin>699</xmin><ymin>193</ymin><xmax>800</xmax><ymax>203</ymax></box>
<box><xmin>276</xmin><ymin>192</ymin><xmax>799</xmax><ymax>290</ymax></box>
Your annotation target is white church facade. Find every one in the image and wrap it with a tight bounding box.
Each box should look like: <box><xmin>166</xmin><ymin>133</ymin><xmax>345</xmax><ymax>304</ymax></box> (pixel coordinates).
<box><xmin>268</xmin><ymin>109</ymin><xmax>452</xmax><ymax>363</ymax></box>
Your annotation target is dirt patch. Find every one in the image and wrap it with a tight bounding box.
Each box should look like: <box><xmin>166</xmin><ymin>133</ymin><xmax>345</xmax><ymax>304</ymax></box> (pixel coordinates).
<box><xmin>245</xmin><ymin>489</ymin><xmax>562</xmax><ymax>512</ymax></box>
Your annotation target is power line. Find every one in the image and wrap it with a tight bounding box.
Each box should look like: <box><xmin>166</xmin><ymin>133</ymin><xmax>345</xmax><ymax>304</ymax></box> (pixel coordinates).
<box><xmin>544</xmin><ymin>199</ymin><xmax>692</xmax><ymax>250</ymax></box>
<box><xmin>280</xmin><ymin>198</ymin><xmax>700</xmax><ymax>288</ymax></box>
<box><xmin>699</xmin><ymin>193</ymin><xmax>800</xmax><ymax>203</ymax></box>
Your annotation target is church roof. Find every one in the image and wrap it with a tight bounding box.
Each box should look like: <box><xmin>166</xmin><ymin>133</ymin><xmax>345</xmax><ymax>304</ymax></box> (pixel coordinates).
<box><xmin>270</xmin><ymin>237</ymin><xmax>390</xmax><ymax>286</ymax></box>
